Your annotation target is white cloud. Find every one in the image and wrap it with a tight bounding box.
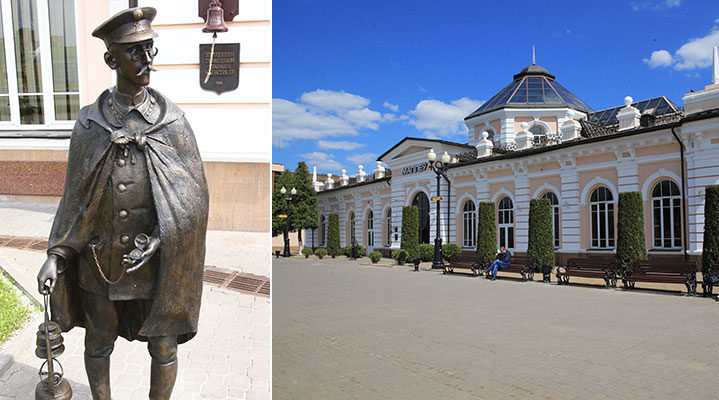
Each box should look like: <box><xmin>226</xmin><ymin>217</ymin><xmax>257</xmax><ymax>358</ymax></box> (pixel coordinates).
<box><xmin>317</xmin><ymin>140</ymin><xmax>365</xmax><ymax>150</ymax></box>
<box><xmin>383</xmin><ymin>101</ymin><xmax>399</xmax><ymax>112</ymax></box>
<box><xmin>417</xmin><ymin>84</ymin><xmax>427</xmax><ymax>93</ymax></box>
<box><xmin>273</xmin><ymin>89</ymin><xmax>397</xmax><ymax>145</ymax></box>
<box><xmin>346</xmin><ymin>153</ymin><xmax>378</xmax><ymax>166</ymax></box>
<box><xmin>643</xmin><ymin>50</ymin><xmax>674</xmax><ymax>68</ymax></box>
<box><xmin>643</xmin><ymin>25</ymin><xmax>719</xmax><ymax>71</ymax></box>
<box><xmin>408</xmin><ymin>97</ymin><xmax>484</xmax><ymax>138</ymax></box>
<box><xmin>298</xmin><ymin>151</ymin><xmax>343</xmax><ymax>172</ymax></box>
<box><xmin>300</xmin><ymin>89</ymin><xmax>369</xmax><ymax>111</ymax></box>
<box><xmin>631</xmin><ymin>0</ymin><xmax>681</xmax><ymax>11</ymax></box>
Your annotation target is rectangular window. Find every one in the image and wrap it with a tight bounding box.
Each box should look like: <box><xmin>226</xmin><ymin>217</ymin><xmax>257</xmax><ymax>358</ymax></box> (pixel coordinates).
<box><xmin>0</xmin><ymin>0</ymin><xmax>79</xmax><ymax>128</ymax></box>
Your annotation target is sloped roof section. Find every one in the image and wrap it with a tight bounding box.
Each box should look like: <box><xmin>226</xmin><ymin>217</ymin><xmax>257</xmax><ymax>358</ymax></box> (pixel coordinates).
<box><xmin>465</xmin><ymin>64</ymin><xmax>594</xmax><ymax>120</ymax></box>
<box><xmin>579</xmin><ymin>119</ymin><xmax>616</xmax><ymax>138</ymax></box>
<box><xmin>586</xmin><ymin>96</ymin><xmax>683</xmax><ymax>127</ymax></box>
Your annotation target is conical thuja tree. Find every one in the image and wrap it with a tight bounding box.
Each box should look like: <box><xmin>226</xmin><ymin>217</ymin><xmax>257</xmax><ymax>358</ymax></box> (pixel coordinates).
<box><xmin>291</xmin><ymin>161</ymin><xmax>319</xmax><ymax>250</ymax></box>
<box><xmin>327</xmin><ymin>213</ymin><xmax>340</xmax><ymax>257</ymax></box>
<box><xmin>616</xmin><ymin>191</ymin><xmax>647</xmax><ymax>272</ymax></box>
<box><xmin>476</xmin><ymin>202</ymin><xmax>497</xmax><ymax>268</ymax></box>
<box><xmin>528</xmin><ymin>198</ymin><xmax>554</xmax><ymax>271</ymax></box>
<box><xmin>702</xmin><ymin>185</ymin><xmax>719</xmax><ymax>274</ymax></box>
<box><xmin>401</xmin><ymin>206</ymin><xmax>419</xmax><ymax>260</ymax></box>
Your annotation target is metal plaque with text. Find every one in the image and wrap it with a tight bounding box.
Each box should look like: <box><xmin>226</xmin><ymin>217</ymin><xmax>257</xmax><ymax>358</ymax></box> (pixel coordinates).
<box><xmin>199</xmin><ymin>43</ymin><xmax>240</xmax><ymax>94</ymax></box>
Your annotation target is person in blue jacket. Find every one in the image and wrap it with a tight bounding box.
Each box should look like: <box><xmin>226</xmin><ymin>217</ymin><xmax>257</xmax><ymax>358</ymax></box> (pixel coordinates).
<box><xmin>487</xmin><ymin>246</ymin><xmax>511</xmax><ymax>280</ymax></box>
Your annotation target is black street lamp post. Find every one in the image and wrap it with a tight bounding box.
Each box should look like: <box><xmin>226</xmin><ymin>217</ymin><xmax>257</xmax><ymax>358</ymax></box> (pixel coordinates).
<box><xmin>280</xmin><ymin>186</ymin><xmax>296</xmax><ymax>257</ymax></box>
<box><xmin>427</xmin><ymin>149</ymin><xmax>451</xmax><ymax>269</ymax></box>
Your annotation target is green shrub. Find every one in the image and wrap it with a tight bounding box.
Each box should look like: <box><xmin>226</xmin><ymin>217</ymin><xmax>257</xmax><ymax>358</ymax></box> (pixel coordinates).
<box><xmin>418</xmin><ymin>244</ymin><xmax>434</xmax><ymax>262</ymax></box>
<box><xmin>392</xmin><ymin>249</ymin><xmax>409</xmax><ymax>265</ymax></box>
<box><xmin>369</xmin><ymin>251</ymin><xmax>382</xmax><ymax>263</ymax></box>
<box><xmin>527</xmin><ymin>198</ymin><xmax>555</xmax><ymax>271</ymax></box>
<box><xmin>314</xmin><ymin>248</ymin><xmax>327</xmax><ymax>259</ymax></box>
<box><xmin>343</xmin><ymin>244</ymin><xmax>366</xmax><ymax>258</ymax></box>
<box><xmin>476</xmin><ymin>202</ymin><xmax>497</xmax><ymax>268</ymax></box>
<box><xmin>301</xmin><ymin>247</ymin><xmax>313</xmax><ymax>258</ymax></box>
<box><xmin>703</xmin><ymin>185</ymin><xmax>719</xmax><ymax>274</ymax></box>
<box><xmin>327</xmin><ymin>213</ymin><xmax>340</xmax><ymax>257</ymax></box>
<box><xmin>442</xmin><ymin>243</ymin><xmax>462</xmax><ymax>262</ymax></box>
<box><xmin>616</xmin><ymin>192</ymin><xmax>647</xmax><ymax>272</ymax></box>
<box><xmin>401</xmin><ymin>206</ymin><xmax>419</xmax><ymax>260</ymax></box>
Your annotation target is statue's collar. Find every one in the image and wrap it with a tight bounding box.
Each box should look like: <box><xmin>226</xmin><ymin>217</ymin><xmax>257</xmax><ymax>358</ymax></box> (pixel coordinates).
<box><xmin>104</xmin><ymin>86</ymin><xmax>160</xmax><ymax>127</ymax></box>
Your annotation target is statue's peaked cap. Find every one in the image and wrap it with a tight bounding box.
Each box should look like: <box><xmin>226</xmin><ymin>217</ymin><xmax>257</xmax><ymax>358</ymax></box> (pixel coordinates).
<box><xmin>92</xmin><ymin>7</ymin><xmax>158</xmax><ymax>48</ymax></box>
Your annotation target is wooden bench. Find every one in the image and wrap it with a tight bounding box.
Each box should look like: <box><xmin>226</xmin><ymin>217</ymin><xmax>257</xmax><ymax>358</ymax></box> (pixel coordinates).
<box><xmin>483</xmin><ymin>255</ymin><xmax>535</xmax><ymax>281</ymax></box>
<box><xmin>443</xmin><ymin>252</ymin><xmax>484</xmax><ymax>276</ymax></box>
<box><xmin>621</xmin><ymin>259</ymin><xmax>697</xmax><ymax>295</ymax></box>
<box><xmin>557</xmin><ymin>258</ymin><xmax>617</xmax><ymax>287</ymax></box>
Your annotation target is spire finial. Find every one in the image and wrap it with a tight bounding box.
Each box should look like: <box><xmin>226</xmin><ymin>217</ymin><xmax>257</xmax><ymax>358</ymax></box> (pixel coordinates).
<box><xmin>713</xmin><ymin>46</ymin><xmax>718</xmax><ymax>85</ymax></box>
<box><xmin>532</xmin><ymin>46</ymin><xmax>536</xmax><ymax>65</ymax></box>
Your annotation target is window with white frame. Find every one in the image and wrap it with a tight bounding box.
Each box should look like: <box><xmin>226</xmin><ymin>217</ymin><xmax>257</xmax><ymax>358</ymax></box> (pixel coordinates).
<box><xmin>497</xmin><ymin>196</ymin><xmax>514</xmax><ymax>249</ymax></box>
<box><xmin>652</xmin><ymin>180</ymin><xmax>681</xmax><ymax>249</ymax></box>
<box><xmin>529</xmin><ymin>125</ymin><xmax>547</xmax><ymax>146</ymax></box>
<box><xmin>367</xmin><ymin>210</ymin><xmax>374</xmax><ymax>247</ymax></box>
<box><xmin>0</xmin><ymin>0</ymin><xmax>79</xmax><ymax>127</ymax></box>
<box><xmin>590</xmin><ymin>187</ymin><xmax>614</xmax><ymax>249</ymax></box>
<box><xmin>386</xmin><ymin>209</ymin><xmax>391</xmax><ymax>246</ymax></box>
<box><xmin>319</xmin><ymin>215</ymin><xmax>325</xmax><ymax>247</ymax></box>
<box><xmin>349</xmin><ymin>212</ymin><xmax>355</xmax><ymax>242</ymax></box>
<box><xmin>541</xmin><ymin>191</ymin><xmax>560</xmax><ymax>248</ymax></box>
<box><xmin>462</xmin><ymin>200</ymin><xmax>476</xmax><ymax>247</ymax></box>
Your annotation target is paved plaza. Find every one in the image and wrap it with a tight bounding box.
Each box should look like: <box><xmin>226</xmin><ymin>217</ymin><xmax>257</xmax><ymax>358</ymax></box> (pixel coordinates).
<box><xmin>274</xmin><ymin>257</ymin><xmax>719</xmax><ymax>399</ymax></box>
<box><xmin>0</xmin><ymin>202</ymin><xmax>270</xmax><ymax>399</ymax></box>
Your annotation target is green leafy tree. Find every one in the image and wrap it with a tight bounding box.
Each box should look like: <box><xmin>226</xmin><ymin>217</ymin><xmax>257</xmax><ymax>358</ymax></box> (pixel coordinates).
<box><xmin>702</xmin><ymin>185</ymin><xmax>719</xmax><ymax>274</ymax></box>
<box><xmin>442</xmin><ymin>243</ymin><xmax>462</xmax><ymax>262</ymax></box>
<box><xmin>401</xmin><ymin>206</ymin><xmax>419</xmax><ymax>260</ymax></box>
<box><xmin>291</xmin><ymin>162</ymin><xmax>319</xmax><ymax>250</ymax></box>
<box><xmin>616</xmin><ymin>192</ymin><xmax>647</xmax><ymax>272</ymax></box>
<box><xmin>476</xmin><ymin>202</ymin><xmax>497</xmax><ymax>268</ymax></box>
<box><xmin>272</xmin><ymin>169</ymin><xmax>295</xmax><ymax>238</ymax></box>
<box><xmin>418</xmin><ymin>244</ymin><xmax>434</xmax><ymax>262</ymax></box>
<box><xmin>528</xmin><ymin>198</ymin><xmax>555</xmax><ymax>272</ymax></box>
<box><xmin>327</xmin><ymin>213</ymin><xmax>341</xmax><ymax>257</ymax></box>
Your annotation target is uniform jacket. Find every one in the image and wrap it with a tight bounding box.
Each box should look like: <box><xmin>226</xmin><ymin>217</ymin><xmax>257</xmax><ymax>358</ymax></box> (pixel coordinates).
<box><xmin>47</xmin><ymin>87</ymin><xmax>209</xmax><ymax>343</ymax></box>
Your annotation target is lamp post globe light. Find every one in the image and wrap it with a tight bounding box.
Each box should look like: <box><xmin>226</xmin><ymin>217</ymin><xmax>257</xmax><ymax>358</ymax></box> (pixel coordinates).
<box><xmin>281</xmin><ymin>186</ymin><xmax>297</xmax><ymax>257</ymax></box>
<box><xmin>427</xmin><ymin>149</ymin><xmax>451</xmax><ymax>269</ymax></box>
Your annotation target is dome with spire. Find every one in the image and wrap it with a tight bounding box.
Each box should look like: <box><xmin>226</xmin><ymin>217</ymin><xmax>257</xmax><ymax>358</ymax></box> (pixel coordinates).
<box><xmin>465</xmin><ymin>62</ymin><xmax>593</xmax><ymax>120</ymax></box>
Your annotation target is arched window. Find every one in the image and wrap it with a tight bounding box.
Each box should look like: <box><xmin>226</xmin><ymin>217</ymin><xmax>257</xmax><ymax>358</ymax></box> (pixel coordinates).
<box><xmin>652</xmin><ymin>180</ymin><xmax>681</xmax><ymax>249</ymax></box>
<box><xmin>497</xmin><ymin>197</ymin><xmax>514</xmax><ymax>249</ymax></box>
<box><xmin>349</xmin><ymin>212</ymin><xmax>356</xmax><ymax>243</ymax></box>
<box><xmin>367</xmin><ymin>210</ymin><xmax>374</xmax><ymax>247</ymax></box>
<box><xmin>319</xmin><ymin>215</ymin><xmax>326</xmax><ymax>246</ymax></box>
<box><xmin>412</xmin><ymin>192</ymin><xmax>430</xmax><ymax>244</ymax></box>
<box><xmin>590</xmin><ymin>187</ymin><xmax>614</xmax><ymax>249</ymax></box>
<box><xmin>462</xmin><ymin>200</ymin><xmax>476</xmax><ymax>247</ymax></box>
<box><xmin>386</xmin><ymin>209</ymin><xmax>392</xmax><ymax>246</ymax></box>
<box><xmin>541</xmin><ymin>192</ymin><xmax>560</xmax><ymax>248</ymax></box>
<box><xmin>529</xmin><ymin>125</ymin><xmax>547</xmax><ymax>146</ymax></box>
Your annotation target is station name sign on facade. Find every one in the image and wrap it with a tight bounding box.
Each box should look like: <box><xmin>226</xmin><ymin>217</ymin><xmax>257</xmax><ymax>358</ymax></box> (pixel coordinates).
<box><xmin>402</xmin><ymin>162</ymin><xmax>428</xmax><ymax>175</ymax></box>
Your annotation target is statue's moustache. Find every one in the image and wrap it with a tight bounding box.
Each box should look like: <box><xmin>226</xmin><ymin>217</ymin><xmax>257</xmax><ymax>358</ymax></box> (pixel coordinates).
<box><xmin>136</xmin><ymin>65</ymin><xmax>157</xmax><ymax>76</ymax></box>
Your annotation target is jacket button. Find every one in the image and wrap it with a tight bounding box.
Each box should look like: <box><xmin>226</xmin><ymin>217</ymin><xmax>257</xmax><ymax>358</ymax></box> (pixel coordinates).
<box><xmin>119</xmin><ymin>210</ymin><xmax>128</xmax><ymax>218</ymax></box>
<box><xmin>117</xmin><ymin>159</ymin><xmax>125</xmax><ymax>167</ymax></box>
<box><xmin>120</xmin><ymin>235</ymin><xmax>130</xmax><ymax>243</ymax></box>
<box><xmin>118</xmin><ymin>184</ymin><xmax>127</xmax><ymax>192</ymax></box>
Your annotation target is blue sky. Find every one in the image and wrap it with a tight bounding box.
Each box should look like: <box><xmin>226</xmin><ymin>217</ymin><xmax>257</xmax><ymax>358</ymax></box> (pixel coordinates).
<box><xmin>273</xmin><ymin>0</ymin><xmax>719</xmax><ymax>175</ymax></box>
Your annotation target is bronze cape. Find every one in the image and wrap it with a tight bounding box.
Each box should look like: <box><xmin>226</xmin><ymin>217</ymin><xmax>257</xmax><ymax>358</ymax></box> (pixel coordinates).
<box><xmin>47</xmin><ymin>87</ymin><xmax>209</xmax><ymax>344</ymax></box>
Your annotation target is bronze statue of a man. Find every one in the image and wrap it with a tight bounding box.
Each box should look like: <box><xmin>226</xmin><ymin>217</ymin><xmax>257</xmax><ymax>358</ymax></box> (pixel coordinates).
<box><xmin>36</xmin><ymin>7</ymin><xmax>209</xmax><ymax>400</ymax></box>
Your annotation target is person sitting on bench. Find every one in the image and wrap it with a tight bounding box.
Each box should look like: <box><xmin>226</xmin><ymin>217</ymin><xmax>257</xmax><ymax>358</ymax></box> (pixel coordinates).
<box><xmin>488</xmin><ymin>246</ymin><xmax>511</xmax><ymax>281</ymax></box>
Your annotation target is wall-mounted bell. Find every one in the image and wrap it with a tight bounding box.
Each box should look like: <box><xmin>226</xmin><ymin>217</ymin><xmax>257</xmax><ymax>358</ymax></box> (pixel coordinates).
<box><xmin>202</xmin><ymin>0</ymin><xmax>228</xmax><ymax>33</ymax></box>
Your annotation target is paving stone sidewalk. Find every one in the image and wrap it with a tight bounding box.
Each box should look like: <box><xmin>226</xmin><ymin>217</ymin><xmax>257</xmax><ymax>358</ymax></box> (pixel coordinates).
<box><xmin>0</xmin><ymin>202</ymin><xmax>270</xmax><ymax>399</ymax></box>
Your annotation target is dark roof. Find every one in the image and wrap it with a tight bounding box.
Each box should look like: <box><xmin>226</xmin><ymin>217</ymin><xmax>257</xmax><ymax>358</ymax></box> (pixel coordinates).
<box><xmin>318</xmin><ymin>176</ymin><xmax>391</xmax><ymax>194</ymax></box>
<box><xmin>579</xmin><ymin>119</ymin><xmax>616</xmax><ymax>138</ymax></box>
<box><xmin>377</xmin><ymin>137</ymin><xmax>474</xmax><ymax>161</ymax></box>
<box><xmin>586</xmin><ymin>96</ymin><xmax>683</xmax><ymax>127</ymax></box>
<box><xmin>465</xmin><ymin>64</ymin><xmax>593</xmax><ymax>120</ymax></box>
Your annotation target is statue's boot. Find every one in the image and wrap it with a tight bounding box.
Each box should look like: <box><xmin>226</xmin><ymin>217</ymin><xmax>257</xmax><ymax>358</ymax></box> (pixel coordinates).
<box><xmin>149</xmin><ymin>359</ymin><xmax>178</xmax><ymax>400</ymax></box>
<box><xmin>84</xmin><ymin>354</ymin><xmax>111</xmax><ymax>400</ymax></box>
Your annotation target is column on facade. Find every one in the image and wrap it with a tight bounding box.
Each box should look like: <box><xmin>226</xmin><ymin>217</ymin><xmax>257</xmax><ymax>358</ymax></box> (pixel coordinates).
<box><xmin>338</xmin><ymin>199</ymin><xmax>347</xmax><ymax>248</ymax></box>
<box><xmin>446</xmin><ymin>176</ymin><xmax>455</xmax><ymax>245</ymax></box>
<box><xmin>560</xmin><ymin>169</ymin><xmax>581</xmax><ymax>251</ymax></box>
<box><xmin>475</xmin><ymin>171</ymin><xmax>489</xmax><ymax>202</ymax></box>
<box><xmin>685</xmin><ymin>138</ymin><xmax>715</xmax><ymax>254</ymax></box>
<box><xmin>354</xmin><ymin>197</ymin><xmax>363</xmax><ymax>247</ymax></box>
<box><xmin>514</xmin><ymin>173</ymin><xmax>530</xmax><ymax>252</ymax></box>
<box><xmin>616</xmin><ymin>153</ymin><xmax>639</xmax><ymax>193</ymax></box>
<box><xmin>370</xmin><ymin>195</ymin><xmax>381</xmax><ymax>251</ymax></box>
<box><xmin>389</xmin><ymin>183</ymin><xmax>405</xmax><ymax>249</ymax></box>
<box><xmin>499</xmin><ymin>117</ymin><xmax>516</xmax><ymax>150</ymax></box>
